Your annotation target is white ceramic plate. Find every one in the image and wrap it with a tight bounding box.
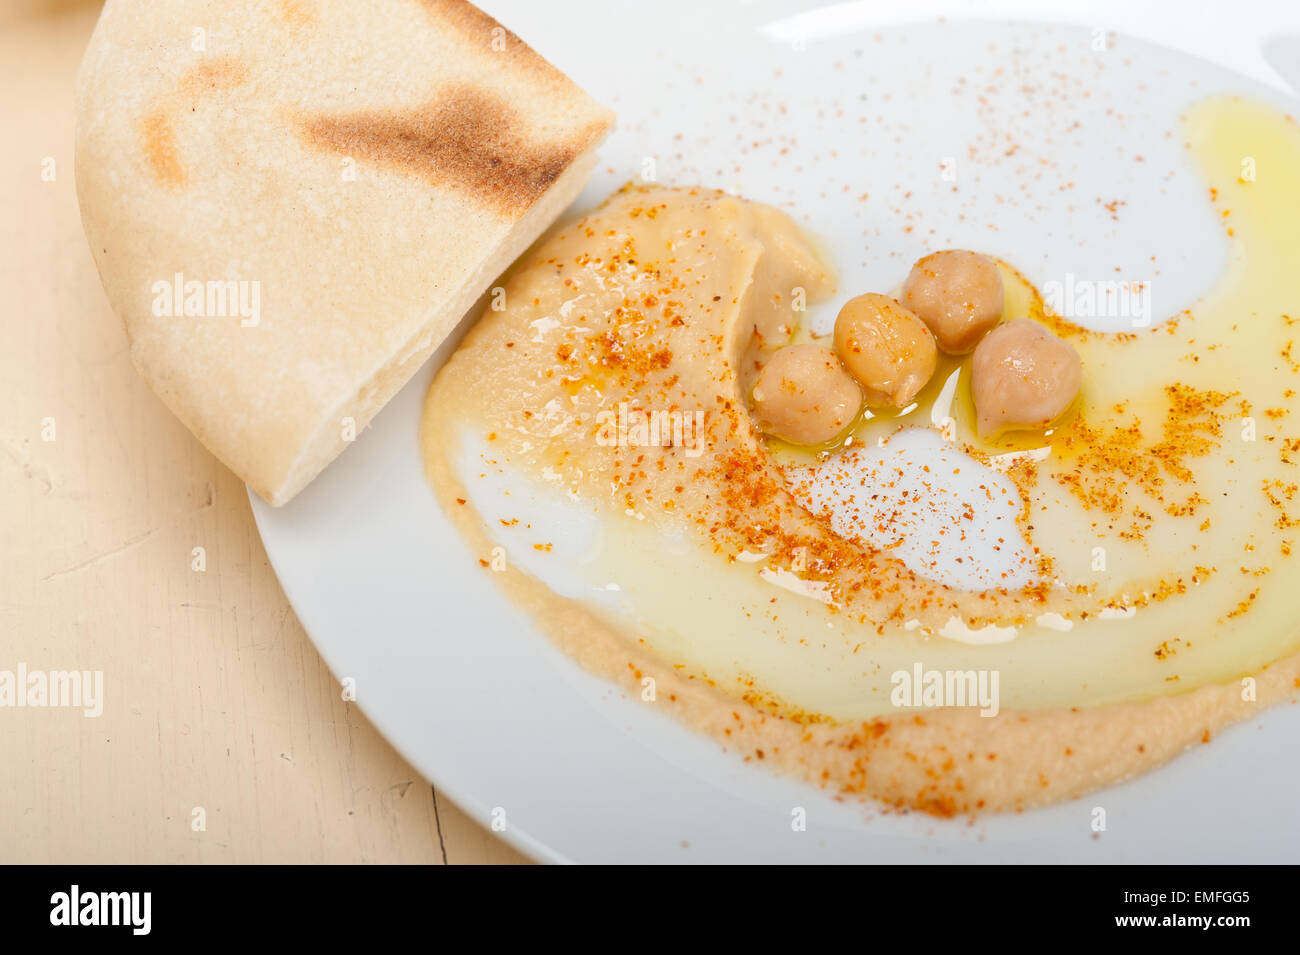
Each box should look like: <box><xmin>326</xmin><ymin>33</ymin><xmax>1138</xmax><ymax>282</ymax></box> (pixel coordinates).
<box><xmin>251</xmin><ymin>0</ymin><xmax>1300</xmax><ymax>862</ymax></box>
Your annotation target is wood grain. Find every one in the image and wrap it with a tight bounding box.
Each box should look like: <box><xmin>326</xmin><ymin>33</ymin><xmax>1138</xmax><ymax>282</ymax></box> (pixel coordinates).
<box><xmin>0</xmin><ymin>0</ymin><xmax>528</xmax><ymax>865</ymax></box>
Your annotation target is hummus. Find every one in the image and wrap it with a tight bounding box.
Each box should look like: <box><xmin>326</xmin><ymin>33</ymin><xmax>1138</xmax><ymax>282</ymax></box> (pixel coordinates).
<box><xmin>422</xmin><ymin>95</ymin><xmax>1300</xmax><ymax>815</ymax></box>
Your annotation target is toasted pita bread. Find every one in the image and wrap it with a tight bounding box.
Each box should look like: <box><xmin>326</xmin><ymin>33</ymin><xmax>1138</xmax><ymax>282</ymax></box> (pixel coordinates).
<box><xmin>75</xmin><ymin>0</ymin><xmax>613</xmax><ymax>504</ymax></box>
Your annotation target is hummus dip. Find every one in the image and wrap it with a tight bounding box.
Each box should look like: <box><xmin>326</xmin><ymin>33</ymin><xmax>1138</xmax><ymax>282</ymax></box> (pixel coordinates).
<box><xmin>422</xmin><ymin>96</ymin><xmax>1300</xmax><ymax>815</ymax></box>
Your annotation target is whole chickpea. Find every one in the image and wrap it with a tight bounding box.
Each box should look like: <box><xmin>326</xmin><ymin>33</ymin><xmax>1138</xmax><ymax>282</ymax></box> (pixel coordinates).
<box><xmin>751</xmin><ymin>344</ymin><xmax>862</xmax><ymax>445</ymax></box>
<box><xmin>970</xmin><ymin>318</ymin><xmax>1082</xmax><ymax>438</ymax></box>
<box><xmin>901</xmin><ymin>250</ymin><xmax>1005</xmax><ymax>354</ymax></box>
<box><xmin>833</xmin><ymin>293</ymin><xmax>938</xmax><ymax>408</ymax></box>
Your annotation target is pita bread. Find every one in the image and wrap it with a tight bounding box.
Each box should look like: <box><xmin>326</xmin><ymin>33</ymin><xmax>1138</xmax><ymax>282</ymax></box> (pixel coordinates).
<box><xmin>75</xmin><ymin>0</ymin><xmax>613</xmax><ymax>504</ymax></box>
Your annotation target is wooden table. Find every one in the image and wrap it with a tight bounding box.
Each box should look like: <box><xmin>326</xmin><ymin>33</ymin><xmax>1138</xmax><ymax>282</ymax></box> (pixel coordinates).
<box><xmin>0</xmin><ymin>0</ymin><xmax>527</xmax><ymax>864</ymax></box>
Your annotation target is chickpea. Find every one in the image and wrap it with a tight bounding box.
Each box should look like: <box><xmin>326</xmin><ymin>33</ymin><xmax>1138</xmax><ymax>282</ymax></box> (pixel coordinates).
<box><xmin>901</xmin><ymin>250</ymin><xmax>1005</xmax><ymax>354</ymax></box>
<box><xmin>833</xmin><ymin>293</ymin><xmax>938</xmax><ymax>408</ymax></box>
<box><xmin>751</xmin><ymin>344</ymin><xmax>862</xmax><ymax>445</ymax></box>
<box><xmin>970</xmin><ymin>318</ymin><xmax>1082</xmax><ymax>438</ymax></box>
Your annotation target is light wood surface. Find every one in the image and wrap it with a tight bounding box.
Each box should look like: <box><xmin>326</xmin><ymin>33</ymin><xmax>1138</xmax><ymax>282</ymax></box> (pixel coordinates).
<box><xmin>0</xmin><ymin>0</ymin><xmax>528</xmax><ymax>865</ymax></box>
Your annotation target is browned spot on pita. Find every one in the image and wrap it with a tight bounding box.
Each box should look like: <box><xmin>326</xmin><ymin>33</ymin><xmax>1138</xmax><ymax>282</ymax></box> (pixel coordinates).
<box><xmin>416</xmin><ymin>0</ymin><xmax>567</xmax><ymax>87</ymax></box>
<box><xmin>140</xmin><ymin>58</ymin><xmax>248</xmax><ymax>186</ymax></box>
<box><xmin>277</xmin><ymin>0</ymin><xmax>316</xmax><ymax>28</ymax></box>
<box><xmin>141</xmin><ymin>110</ymin><xmax>184</xmax><ymax>187</ymax></box>
<box><xmin>178</xmin><ymin>57</ymin><xmax>250</xmax><ymax>95</ymax></box>
<box><xmin>297</xmin><ymin>86</ymin><xmax>601</xmax><ymax>217</ymax></box>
